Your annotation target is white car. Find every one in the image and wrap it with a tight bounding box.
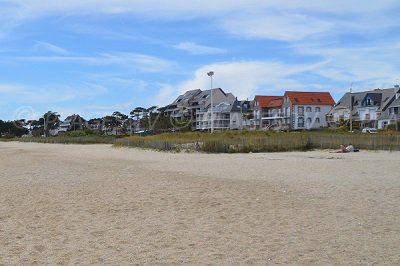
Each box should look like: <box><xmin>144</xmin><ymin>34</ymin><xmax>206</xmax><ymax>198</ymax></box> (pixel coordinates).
<box><xmin>362</xmin><ymin>127</ymin><xmax>377</xmax><ymax>133</ymax></box>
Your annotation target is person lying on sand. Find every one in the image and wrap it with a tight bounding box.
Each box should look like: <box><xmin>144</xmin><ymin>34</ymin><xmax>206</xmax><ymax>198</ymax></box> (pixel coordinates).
<box><xmin>332</xmin><ymin>144</ymin><xmax>356</xmax><ymax>153</ymax></box>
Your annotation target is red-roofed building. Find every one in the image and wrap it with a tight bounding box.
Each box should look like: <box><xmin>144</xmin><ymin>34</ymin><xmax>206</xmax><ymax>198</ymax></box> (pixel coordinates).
<box><xmin>251</xmin><ymin>91</ymin><xmax>335</xmax><ymax>130</ymax></box>
<box><xmin>252</xmin><ymin>96</ymin><xmax>284</xmax><ymax>129</ymax></box>
<box><xmin>282</xmin><ymin>91</ymin><xmax>335</xmax><ymax>130</ymax></box>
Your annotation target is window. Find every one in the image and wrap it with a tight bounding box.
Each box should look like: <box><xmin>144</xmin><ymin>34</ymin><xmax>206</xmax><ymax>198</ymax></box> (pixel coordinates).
<box><xmin>307</xmin><ymin>118</ymin><xmax>312</xmax><ymax>124</ymax></box>
<box><xmin>306</xmin><ymin>107</ymin><xmax>312</xmax><ymax>112</ymax></box>
<box><xmin>298</xmin><ymin>117</ymin><xmax>304</xmax><ymax>127</ymax></box>
<box><xmin>316</xmin><ymin>117</ymin><xmax>320</xmax><ymax>123</ymax></box>
<box><xmin>298</xmin><ymin>106</ymin><xmax>304</xmax><ymax>115</ymax></box>
<box><xmin>315</xmin><ymin>107</ymin><xmax>321</xmax><ymax>112</ymax></box>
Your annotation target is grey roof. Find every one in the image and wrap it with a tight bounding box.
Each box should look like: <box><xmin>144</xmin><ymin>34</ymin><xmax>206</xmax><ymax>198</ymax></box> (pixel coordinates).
<box><xmin>192</xmin><ymin>88</ymin><xmax>225</xmax><ymax>102</ymax></box>
<box><xmin>171</xmin><ymin>89</ymin><xmax>201</xmax><ymax>105</ymax></box>
<box><xmin>333</xmin><ymin>88</ymin><xmax>397</xmax><ymax>115</ymax></box>
<box><xmin>231</xmin><ymin>100</ymin><xmax>252</xmax><ymax>112</ymax></box>
<box><xmin>389</xmin><ymin>97</ymin><xmax>400</xmax><ymax>108</ymax></box>
<box><xmin>191</xmin><ymin>88</ymin><xmax>236</xmax><ymax>107</ymax></box>
<box><xmin>65</xmin><ymin>114</ymin><xmax>82</xmax><ymax>122</ymax></box>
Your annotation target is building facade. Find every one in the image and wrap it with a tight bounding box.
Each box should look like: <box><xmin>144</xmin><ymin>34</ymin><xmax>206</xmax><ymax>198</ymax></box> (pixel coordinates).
<box><xmin>328</xmin><ymin>87</ymin><xmax>397</xmax><ymax>129</ymax></box>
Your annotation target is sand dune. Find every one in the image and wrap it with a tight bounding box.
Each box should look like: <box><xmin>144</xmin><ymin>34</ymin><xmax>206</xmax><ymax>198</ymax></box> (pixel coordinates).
<box><xmin>0</xmin><ymin>142</ymin><xmax>399</xmax><ymax>265</ymax></box>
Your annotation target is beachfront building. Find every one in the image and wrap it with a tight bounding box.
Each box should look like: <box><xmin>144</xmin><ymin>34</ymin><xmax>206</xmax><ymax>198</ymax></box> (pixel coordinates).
<box><xmin>251</xmin><ymin>92</ymin><xmax>334</xmax><ymax>130</ymax></box>
<box><xmin>251</xmin><ymin>96</ymin><xmax>284</xmax><ymax>130</ymax></box>
<box><xmin>328</xmin><ymin>87</ymin><xmax>397</xmax><ymax>129</ymax></box>
<box><xmin>377</xmin><ymin>85</ymin><xmax>400</xmax><ymax>128</ymax></box>
<box><xmin>281</xmin><ymin>91</ymin><xmax>335</xmax><ymax>130</ymax></box>
<box><xmin>196</xmin><ymin>99</ymin><xmax>252</xmax><ymax>131</ymax></box>
<box><xmin>50</xmin><ymin>114</ymin><xmax>87</xmax><ymax>136</ymax></box>
<box><xmin>164</xmin><ymin>88</ymin><xmax>236</xmax><ymax>128</ymax></box>
<box><xmin>164</xmin><ymin>89</ymin><xmax>202</xmax><ymax>121</ymax></box>
<box><xmin>196</xmin><ymin>102</ymin><xmax>232</xmax><ymax>131</ymax></box>
<box><xmin>230</xmin><ymin>100</ymin><xmax>252</xmax><ymax>130</ymax></box>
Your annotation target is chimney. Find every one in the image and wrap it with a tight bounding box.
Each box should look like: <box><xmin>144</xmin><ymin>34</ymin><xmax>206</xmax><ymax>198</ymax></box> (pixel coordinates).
<box><xmin>395</xmin><ymin>84</ymin><xmax>400</xmax><ymax>100</ymax></box>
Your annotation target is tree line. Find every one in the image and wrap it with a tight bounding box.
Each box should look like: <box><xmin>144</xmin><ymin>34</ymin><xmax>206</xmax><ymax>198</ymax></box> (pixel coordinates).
<box><xmin>1</xmin><ymin>106</ymin><xmax>192</xmax><ymax>138</ymax></box>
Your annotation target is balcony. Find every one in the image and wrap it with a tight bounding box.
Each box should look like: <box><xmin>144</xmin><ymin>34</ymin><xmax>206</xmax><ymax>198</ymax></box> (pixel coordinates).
<box><xmin>261</xmin><ymin>113</ymin><xmax>286</xmax><ymax>119</ymax></box>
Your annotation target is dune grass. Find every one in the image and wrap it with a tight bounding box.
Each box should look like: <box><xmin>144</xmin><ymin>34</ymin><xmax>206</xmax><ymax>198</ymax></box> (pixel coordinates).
<box><xmin>115</xmin><ymin>131</ymin><xmax>400</xmax><ymax>153</ymax></box>
<box><xmin>8</xmin><ymin>130</ymin><xmax>400</xmax><ymax>153</ymax></box>
<box><xmin>17</xmin><ymin>135</ymin><xmax>117</xmax><ymax>145</ymax></box>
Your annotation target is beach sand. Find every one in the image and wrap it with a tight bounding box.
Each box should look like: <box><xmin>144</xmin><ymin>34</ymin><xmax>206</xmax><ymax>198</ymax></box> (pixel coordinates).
<box><xmin>0</xmin><ymin>142</ymin><xmax>399</xmax><ymax>265</ymax></box>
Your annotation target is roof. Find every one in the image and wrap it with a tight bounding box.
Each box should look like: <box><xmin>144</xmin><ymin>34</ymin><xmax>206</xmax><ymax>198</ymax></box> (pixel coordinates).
<box><xmin>172</xmin><ymin>89</ymin><xmax>202</xmax><ymax>104</ymax></box>
<box><xmin>285</xmin><ymin>91</ymin><xmax>335</xmax><ymax>106</ymax></box>
<box><xmin>334</xmin><ymin>88</ymin><xmax>397</xmax><ymax>113</ymax></box>
<box><xmin>254</xmin><ymin>96</ymin><xmax>283</xmax><ymax>108</ymax></box>
<box><xmin>231</xmin><ymin>100</ymin><xmax>252</xmax><ymax>112</ymax></box>
<box><xmin>389</xmin><ymin>97</ymin><xmax>400</xmax><ymax>108</ymax></box>
<box><xmin>267</xmin><ymin>98</ymin><xmax>283</xmax><ymax>108</ymax></box>
<box><xmin>193</xmin><ymin>88</ymin><xmax>226</xmax><ymax>101</ymax></box>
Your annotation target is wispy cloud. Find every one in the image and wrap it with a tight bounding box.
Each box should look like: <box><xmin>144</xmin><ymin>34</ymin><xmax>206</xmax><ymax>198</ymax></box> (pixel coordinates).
<box><xmin>173</xmin><ymin>42</ymin><xmax>226</xmax><ymax>54</ymax></box>
<box><xmin>0</xmin><ymin>84</ymin><xmax>26</xmax><ymax>93</ymax></box>
<box><xmin>2</xmin><ymin>1</ymin><xmax>398</xmax><ymax>39</ymax></box>
<box><xmin>291</xmin><ymin>41</ymin><xmax>400</xmax><ymax>88</ymax></box>
<box><xmin>35</xmin><ymin>41</ymin><xmax>69</xmax><ymax>54</ymax></box>
<box><xmin>5</xmin><ymin>52</ymin><xmax>175</xmax><ymax>73</ymax></box>
<box><xmin>222</xmin><ymin>14</ymin><xmax>332</xmax><ymax>41</ymax></box>
<box><xmin>163</xmin><ymin>59</ymin><xmax>331</xmax><ymax>101</ymax></box>
<box><xmin>0</xmin><ymin>82</ymin><xmax>107</xmax><ymax>104</ymax></box>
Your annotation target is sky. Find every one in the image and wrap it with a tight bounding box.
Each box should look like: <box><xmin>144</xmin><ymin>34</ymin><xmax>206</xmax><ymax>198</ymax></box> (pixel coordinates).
<box><xmin>1</xmin><ymin>0</ymin><xmax>400</xmax><ymax>120</ymax></box>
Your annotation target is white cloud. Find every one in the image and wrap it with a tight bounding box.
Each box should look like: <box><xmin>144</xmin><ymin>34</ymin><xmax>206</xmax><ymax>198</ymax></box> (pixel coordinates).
<box><xmin>173</xmin><ymin>42</ymin><xmax>226</xmax><ymax>54</ymax></box>
<box><xmin>293</xmin><ymin>43</ymin><xmax>400</xmax><ymax>87</ymax></box>
<box><xmin>155</xmin><ymin>85</ymin><xmax>177</xmax><ymax>107</ymax></box>
<box><xmin>100</xmin><ymin>53</ymin><xmax>174</xmax><ymax>73</ymax></box>
<box><xmin>35</xmin><ymin>41</ymin><xmax>68</xmax><ymax>54</ymax></box>
<box><xmin>222</xmin><ymin>14</ymin><xmax>332</xmax><ymax>41</ymax></box>
<box><xmin>165</xmin><ymin>60</ymin><xmax>330</xmax><ymax>101</ymax></box>
<box><xmin>0</xmin><ymin>84</ymin><xmax>26</xmax><ymax>93</ymax></box>
<box><xmin>1</xmin><ymin>0</ymin><xmax>398</xmax><ymax>41</ymax></box>
<box><xmin>0</xmin><ymin>82</ymin><xmax>107</xmax><ymax>104</ymax></box>
<box><xmin>6</xmin><ymin>52</ymin><xmax>175</xmax><ymax>73</ymax></box>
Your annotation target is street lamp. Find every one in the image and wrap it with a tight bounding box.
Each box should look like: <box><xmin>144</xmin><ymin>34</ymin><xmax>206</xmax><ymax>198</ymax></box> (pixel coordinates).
<box><xmin>349</xmin><ymin>84</ymin><xmax>353</xmax><ymax>133</ymax></box>
<box><xmin>207</xmin><ymin>71</ymin><xmax>214</xmax><ymax>133</ymax></box>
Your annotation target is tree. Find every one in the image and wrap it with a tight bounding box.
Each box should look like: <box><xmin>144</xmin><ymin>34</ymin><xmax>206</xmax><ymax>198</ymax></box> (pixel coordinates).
<box><xmin>145</xmin><ymin>106</ymin><xmax>158</xmax><ymax>130</ymax></box>
<box><xmin>88</xmin><ymin>118</ymin><xmax>104</xmax><ymax>133</ymax></box>
<box><xmin>0</xmin><ymin>120</ymin><xmax>29</xmax><ymax>138</ymax></box>
<box><xmin>43</xmin><ymin>111</ymin><xmax>60</xmax><ymax>137</ymax></box>
<box><xmin>111</xmin><ymin>111</ymin><xmax>128</xmax><ymax>135</ymax></box>
<box><xmin>130</xmin><ymin>107</ymin><xmax>146</xmax><ymax>132</ymax></box>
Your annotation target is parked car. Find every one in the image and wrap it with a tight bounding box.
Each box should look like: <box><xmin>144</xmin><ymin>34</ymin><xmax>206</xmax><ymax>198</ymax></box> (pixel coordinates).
<box><xmin>362</xmin><ymin>127</ymin><xmax>377</xmax><ymax>133</ymax></box>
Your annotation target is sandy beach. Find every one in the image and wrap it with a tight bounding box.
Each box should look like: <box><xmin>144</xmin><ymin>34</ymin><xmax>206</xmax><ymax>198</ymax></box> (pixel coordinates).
<box><xmin>0</xmin><ymin>142</ymin><xmax>399</xmax><ymax>265</ymax></box>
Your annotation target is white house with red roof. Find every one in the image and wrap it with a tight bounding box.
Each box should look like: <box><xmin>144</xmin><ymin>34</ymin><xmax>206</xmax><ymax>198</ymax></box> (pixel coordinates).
<box><xmin>281</xmin><ymin>91</ymin><xmax>335</xmax><ymax>130</ymax></box>
<box><xmin>251</xmin><ymin>95</ymin><xmax>284</xmax><ymax>129</ymax></box>
<box><xmin>252</xmin><ymin>91</ymin><xmax>335</xmax><ymax>130</ymax></box>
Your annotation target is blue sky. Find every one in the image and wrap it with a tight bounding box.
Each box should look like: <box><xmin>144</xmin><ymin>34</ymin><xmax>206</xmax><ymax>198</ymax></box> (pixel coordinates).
<box><xmin>1</xmin><ymin>0</ymin><xmax>400</xmax><ymax>120</ymax></box>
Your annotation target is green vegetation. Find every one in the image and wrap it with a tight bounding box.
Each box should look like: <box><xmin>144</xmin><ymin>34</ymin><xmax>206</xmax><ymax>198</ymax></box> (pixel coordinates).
<box><xmin>115</xmin><ymin>131</ymin><xmax>400</xmax><ymax>153</ymax></box>
<box><xmin>4</xmin><ymin>129</ymin><xmax>400</xmax><ymax>153</ymax></box>
<box><xmin>385</xmin><ymin>121</ymin><xmax>400</xmax><ymax>132</ymax></box>
<box><xmin>18</xmin><ymin>135</ymin><xmax>117</xmax><ymax>145</ymax></box>
<box><xmin>0</xmin><ymin>120</ymin><xmax>29</xmax><ymax>138</ymax></box>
